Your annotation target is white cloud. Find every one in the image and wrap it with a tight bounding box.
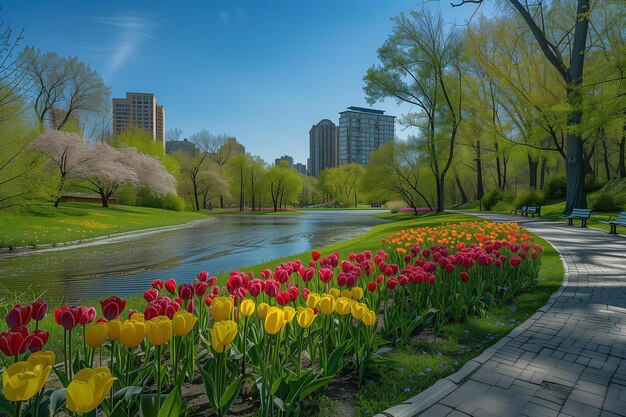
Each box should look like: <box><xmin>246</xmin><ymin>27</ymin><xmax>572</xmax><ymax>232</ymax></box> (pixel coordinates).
<box><xmin>221</xmin><ymin>11</ymin><xmax>229</xmax><ymax>27</ymax></box>
<box><xmin>96</xmin><ymin>14</ymin><xmax>159</xmax><ymax>79</ymax></box>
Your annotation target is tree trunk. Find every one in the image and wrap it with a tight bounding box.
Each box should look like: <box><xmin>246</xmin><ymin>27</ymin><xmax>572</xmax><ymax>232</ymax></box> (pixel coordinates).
<box><xmin>528</xmin><ymin>153</ymin><xmax>539</xmax><ymax>189</ymax></box>
<box><xmin>436</xmin><ymin>176</ymin><xmax>445</xmax><ymax>213</ymax></box>
<box><xmin>540</xmin><ymin>157</ymin><xmax>547</xmax><ymax>190</ymax></box>
<box><xmin>602</xmin><ymin>139</ymin><xmax>611</xmax><ymax>182</ymax></box>
<box><xmin>495</xmin><ymin>145</ymin><xmax>502</xmax><ymax>190</ymax></box>
<box><xmin>476</xmin><ymin>140</ymin><xmax>484</xmax><ymax>200</ymax></box>
<box><xmin>455</xmin><ymin>174</ymin><xmax>468</xmax><ymax>204</ymax></box>
<box><xmin>100</xmin><ymin>190</ymin><xmax>109</xmax><ymax>208</ymax></box>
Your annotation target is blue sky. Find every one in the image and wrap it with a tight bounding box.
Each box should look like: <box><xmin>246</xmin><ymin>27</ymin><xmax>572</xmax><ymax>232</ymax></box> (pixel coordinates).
<box><xmin>4</xmin><ymin>0</ymin><xmax>486</xmax><ymax>165</ymax></box>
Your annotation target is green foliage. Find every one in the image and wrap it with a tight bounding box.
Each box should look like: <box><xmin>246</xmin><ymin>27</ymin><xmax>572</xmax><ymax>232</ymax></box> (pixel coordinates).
<box><xmin>137</xmin><ymin>188</ymin><xmax>185</xmax><ymax>211</ymax></box>
<box><xmin>543</xmin><ymin>174</ymin><xmax>567</xmax><ymax>200</ymax></box>
<box><xmin>482</xmin><ymin>189</ymin><xmax>503</xmax><ymax>211</ymax></box>
<box><xmin>591</xmin><ymin>192</ymin><xmax>624</xmax><ymax>212</ymax></box>
<box><xmin>112</xmin><ymin>127</ymin><xmax>180</xmax><ymax>174</ymax></box>
<box><xmin>514</xmin><ymin>189</ymin><xmax>545</xmax><ymax>208</ymax></box>
<box><xmin>115</xmin><ymin>184</ymin><xmax>138</xmax><ymax>206</ymax></box>
<box><xmin>585</xmin><ymin>174</ymin><xmax>603</xmax><ymax>193</ymax></box>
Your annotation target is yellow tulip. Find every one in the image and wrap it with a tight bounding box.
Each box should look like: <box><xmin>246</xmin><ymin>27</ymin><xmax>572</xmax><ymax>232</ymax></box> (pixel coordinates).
<box><xmin>340</xmin><ymin>289</ymin><xmax>353</xmax><ymax>299</ymax></box>
<box><xmin>306</xmin><ymin>293</ymin><xmax>320</xmax><ymax>309</ymax></box>
<box><xmin>318</xmin><ymin>295</ymin><xmax>336</xmax><ymax>315</ymax></box>
<box><xmin>130</xmin><ymin>313</ymin><xmax>144</xmax><ymax>322</ymax></box>
<box><xmin>264</xmin><ymin>307</ymin><xmax>285</xmax><ymax>335</ymax></box>
<box><xmin>66</xmin><ymin>367</ymin><xmax>116</xmax><ymax>414</ymax></box>
<box><xmin>86</xmin><ymin>322</ymin><xmax>109</xmax><ymax>348</ymax></box>
<box><xmin>328</xmin><ymin>288</ymin><xmax>340</xmax><ymax>299</ymax></box>
<box><xmin>146</xmin><ymin>316</ymin><xmax>172</xmax><ymax>346</ymax></box>
<box><xmin>257</xmin><ymin>302</ymin><xmax>270</xmax><ymax>319</ymax></box>
<box><xmin>239</xmin><ymin>299</ymin><xmax>255</xmax><ymax>317</ymax></box>
<box><xmin>352</xmin><ymin>287</ymin><xmax>364</xmax><ymax>301</ymax></box>
<box><xmin>351</xmin><ymin>302</ymin><xmax>368</xmax><ymax>320</ymax></box>
<box><xmin>172</xmin><ymin>311</ymin><xmax>197</xmax><ymax>337</ymax></box>
<box><xmin>119</xmin><ymin>319</ymin><xmax>146</xmax><ymax>348</ymax></box>
<box><xmin>297</xmin><ymin>308</ymin><xmax>316</xmax><ymax>329</ymax></box>
<box><xmin>210</xmin><ymin>320</ymin><xmax>238</xmax><ymax>353</ymax></box>
<box><xmin>283</xmin><ymin>306</ymin><xmax>296</xmax><ymax>323</ymax></box>
<box><xmin>107</xmin><ymin>319</ymin><xmax>122</xmax><ymax>341</ymax></box>
<box><xmin>362</xmin><ymin>310</ymin><xmax>376</xmax><ymax>326</ymax></box>
<box><xmin>335</xmin><ymin>297</ymin><xmax>353</xmax><ymax>315</ymax></box>
<box><xmin>210</xmin><ymin>297</ymin><xmax>233</xmax><ymax>322</ymax></box>
<box><xmin>2</xmin><ymin>351</ymin><xmax>54</xmax><ymax>402</ymax></box>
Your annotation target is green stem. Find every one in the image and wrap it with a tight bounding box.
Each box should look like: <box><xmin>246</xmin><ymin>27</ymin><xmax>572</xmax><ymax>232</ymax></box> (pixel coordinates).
<box><xmin>68</xmin><ymin>330</ymin><xmax>73</xmax><ymax>380</ymax></box>
<box><xmin>15</xmin><ymin>400</ymin><xmax>21</xmax><ymax>417</ymax></box>
<box><xmin>242</xmin><ymin>317</ymin><xmax>248</xmax><ymax>375</ymax></box>
<box><xmin>126</xmin><ymin>349</ymin><xmax>131</xmax><ymax>387</ymax></box>
<box><xmin>156</xmin><ymin>344</ymin><xmax>162</xmax><ymax>412</ymax></box>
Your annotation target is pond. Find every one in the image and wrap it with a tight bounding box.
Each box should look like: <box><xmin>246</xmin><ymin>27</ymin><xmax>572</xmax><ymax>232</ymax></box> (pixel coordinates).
<box><xmin>0</xmin><ymin>210</ymin><xmax>387</xmax><ymax>302</ymax></box>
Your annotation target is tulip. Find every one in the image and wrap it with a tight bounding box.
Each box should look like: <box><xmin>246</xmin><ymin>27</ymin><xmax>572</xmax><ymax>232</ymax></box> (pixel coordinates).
<box><xmin>66</xmin><ymin>367</ymin><xmax>116</xmax><ymax>414</ymax></box>
<box><xmin>297</xmin><ymin>308</ymin><xmax>315</xmax><ymax>329</ymax></box>
<box><xmin>264</xmin><ymin>307</ymin><xmax>285</xmax><ymax>335</ymax></box>
<box><xmin>351</xmin><ymin>302</ymin><xmax>368</xmax><ymax>320</ymax></box>
<box><xmin>328</xmin><ymin>288</ymin><xmax>340</xmax><ymax>299</ymax></box>
<box><xmin>257</xmin><ymin>302</ymin><xmax>270</xmax><ymax>320</ymax></box>
<box><xmin>195</xmin><ymin>281</ymin><xmax>209</xmax><ymax>297</ymax></box>
<box><xmin>306</xmin><ymin>293</ymin><xmax>321</xmax><ymax>309</ymax></box>
<box><xmin>340</xmin><ymin>289</ymin><xmax>352</xmax><ymax>299</ymax></box>
<box><xmin>86</xmin><ymin>322</ymin><xmax>109</xmax><ymax>348</ymax></box>
<box><xmin>31</xmin><ymin>300</ymin><xmax>48</xmax><ymax>323</ymax></box>
<box><xmin>318</xmin><ymin>295</ymin><xmax>335</xmax><ymax>315</ymax></box>
<box><xmin>239</xmin><ymin>299</ymin><xmax>255</xmax><ymax>317</ymax></box>
<box><xmin>276</xmin><ymin>291</ymin><xmax>290</xmax><ymax>306</ymax></box>
<box><xmin>119</xmin><ymin>320</ymin><xmax>146</xmax><ymax>348</ymax></box>
<box><xmin>0</xmin><ymin>328</ymin><xmax>31</xmax><ymax>356</ymax></box>
<box><xmin>283</xmin><ymin>306</ymin><xmax>296</xmax><ymax>324</ymax></box>
<box><xmin>144</xmin><ymin>289</ymin><xmax>158</xmax><ymax>303</ymax></box>
<box><xmin>210</xmin><ymin>297</ymin><xmax>233</xmax><ymax>322</ymax></box>
<box><xmin>99</xmin><ymin>296</ymin><xmax>126</xmax><ymax>321</ymax></box>
<box><xmin>172</xmin><ymin>311</ymin><xmax>197</xmax><ymax>337</ymax></box>
<box><xmin>2</xmin><ymin>351</ymin><xmax>53</xmax><ymax>402</ymax></box>
<box><xmin>146</xmin><ymin>316</ymin><xmax>172</xmax><ymax>346</ymax></box>
<box><xmin>164</xmin><ymin>279</ymin><xmax>177</xmax><ymax>294</ymax></box>
<box><xmin>197</xmin><ymin>271</ymin><xmax>209</xmax><ymax>282</ymax></box>
<box><xmin>362</xmin><ymin>310</ymin><xmax>376</xmax><ymax>326</ymax></box>
<box><xmin>27</xmin><ymin>330</ymin><xmax>49</xmax><ymax>353</ymax></box>
<box><xmin>460</xmin><ymin>272</ymin><xmax>469</xmax><ymax>282</ymax></box>
<box><xmin>78</xmin><ymin>306</ymin><xmax>97</xmax><ymax>326</ymax></box>
<box><xmin>178</xmin><ymin>283</ymin><xmax>195</xmax><ymax>301</ymax></box>
<box><xmin>335</xmin><ymin>297</ymin><xmax>352</xmax><ymax>315</ymax></box>
<box><xmin>107</xmin><ymin>319</ymin><xmax>122</xmax><ymax>341</ymax></box>
<box><xmin>6</xmin><ymin>304</ymin><xmax>32</xmax><ymax>329</ymax></box>
<box><xmin>210</xmin><ymin>320</ymin><xmax>238</xmax><ymax>353</ymax></box>
<box><xmin>312</xmin><ymin>251</ymin><xmax>321</xmax><ymax>261</ymax></box>
<box><xmin>152</xmin><ymin>279</ymin><xmax>164</xmax><ymax>290</ymax></box>
<box><xmin>130</xmin><ymin>312</ymin><xmax>144</xmax><ymax>321</ymax></box>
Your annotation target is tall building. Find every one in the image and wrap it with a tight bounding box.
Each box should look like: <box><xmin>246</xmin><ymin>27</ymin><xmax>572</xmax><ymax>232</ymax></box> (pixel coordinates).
<box><xmin>275</xmin><ymin>155</ymin><xmax>294</xmax><ymax>168</ymax></box>
<box><xmin>338</xmin><ymin>106</ymin><xmax>395</xmax><ymax>166</ymax></box>
<box><xmin>112</xmin><ymin>92</ymin><xmax>165</xmax><ymax>149</ymax></box>
<box><xmin>294</xmin><ymin>163</ymin><xmax>307</xmax><ymax>175</ymax></box>
<box><xmin>166</xmin><ymin>138</ymin><xmax>198</xmax><ymax>158</ymax></box>
<box><xmin>309</xmin><ymin>119</ymin><xmax>338</xmax><ymax>177</ymax></box>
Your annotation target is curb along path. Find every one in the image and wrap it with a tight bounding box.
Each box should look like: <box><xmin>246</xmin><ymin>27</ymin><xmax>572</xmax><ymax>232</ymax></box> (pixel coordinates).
<box><xmin>375</xmin><ymin>213</ymin><xmax>626</xmax><ymax>417</ymax></box>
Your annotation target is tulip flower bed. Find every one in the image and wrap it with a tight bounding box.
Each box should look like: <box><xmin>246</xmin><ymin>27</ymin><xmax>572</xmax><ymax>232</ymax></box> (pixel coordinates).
<box><xmin>0</xmin><ymin>221</ymin><xmax>546</xmax><ymax>417</ymax></box>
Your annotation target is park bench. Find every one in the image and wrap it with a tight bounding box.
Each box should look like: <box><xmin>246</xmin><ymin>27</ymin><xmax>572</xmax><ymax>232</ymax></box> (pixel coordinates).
<box><xmin>510</xmin><ymin>205</ymin><xmax>527</xmax><ymax>215</ymax></box>
<box><xmin>522</xmin><ymin>206</ymin><xmax>541</xmax><ymax>217</ymax></box>
<box><xmin>561</xmin><ymin>208</ymin><xmax>592</xmax><ymax>228</ymax></box>
<box><xmin>598</xmin><ymin>211</ymin><xmax>626</xmax><ymax>235</ymax></box>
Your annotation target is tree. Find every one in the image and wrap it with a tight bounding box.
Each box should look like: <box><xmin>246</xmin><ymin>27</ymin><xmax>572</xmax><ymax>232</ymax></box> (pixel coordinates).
<box><xmin>20</xmin><ymin>47</ymin><xmax>110</xmax><ymax>131</ymax></box>
<box><xmin>266</xmin><ymin>165</ymin><xmax>302</xmax><ymax>212</ymax></box>
<box><xmin>33</xmin><ymin>130</ymin><xmax>96</xmax><ymax>207</ymax></box>
<box><xmin>454</xmin><ymin>0</ymin><xmax>592</xmax><ymax>212</ymax></box>
<box><xmin>0</xmin><ymin>21</ymin><xmax>29</xmax><ymax>123</ymax></box>
<box><xmin>365</xmin><ymin>10</ymin><xmax>464</xmax><ymax>212</ymax></box>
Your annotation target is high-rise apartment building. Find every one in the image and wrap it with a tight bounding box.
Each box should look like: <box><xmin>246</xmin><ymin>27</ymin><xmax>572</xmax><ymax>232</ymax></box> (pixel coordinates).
<box><xmin>338</xmin><ymin>106</ymin><xmax>395</xmax><ymax>166</ymax></box>
<box><xmin>112</xmin><ymin>92</ymin><xmax>165</xmax><ymax>148</ymax></box>
<box><xmin>309</xmin><ymin>119</ymin><xmax>338</xmax><ymax>177</ymax></box>
<box><xmin>275</xmin><ymin>155</ymin><xmax>294</xmax><ymax>168</ymax></box>
<box><xmin>294</xmin><ymin>163</ymin><xmax>307</xmax><ymax>175</ymax></box>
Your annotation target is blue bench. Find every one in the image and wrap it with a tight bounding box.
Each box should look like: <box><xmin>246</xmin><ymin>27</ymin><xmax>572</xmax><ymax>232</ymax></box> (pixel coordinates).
<box><xmin>510</xmin><ymin>205</ymin><xmax>527</xmax><ymax>215</ymax></box>
<box><xmin>561</xmin><ymin>208</ymin><xmax>592</xmax><ymax>228</ymax></box>
<box><xmin>598</xmin><ymin>212</ymin><xmax>626</xmax><ymax>235</ymax></box>
<box><xmin>522</xmin><ymin>206</ymin><xmax>541</xmax><ymax>218</ymax></box>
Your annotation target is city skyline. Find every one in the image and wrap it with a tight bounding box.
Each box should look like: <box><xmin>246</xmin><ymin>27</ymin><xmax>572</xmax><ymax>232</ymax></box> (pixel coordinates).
<box><xmin>3</xmin><ymin>1</ymin><xmax>487</xmax><ymax>163</ymax></box>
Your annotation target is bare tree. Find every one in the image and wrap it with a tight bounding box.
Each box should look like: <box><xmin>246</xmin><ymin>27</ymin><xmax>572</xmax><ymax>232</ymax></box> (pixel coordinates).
<box><xmin>20</xmin><ymin>47</ymin><xmax>110</xmax><ymax>130</ymax></box>
<box><xmin>0</xmin><ymin>22</ymin><xmax>29</xmax><ymax>123</ymax></box>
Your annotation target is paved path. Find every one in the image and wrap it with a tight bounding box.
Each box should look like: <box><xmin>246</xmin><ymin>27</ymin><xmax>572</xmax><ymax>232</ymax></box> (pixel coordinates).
<box><xmin>376</xmin><ymin>213</ymin><xmax>626</xmax><ymax>417</ymax></box>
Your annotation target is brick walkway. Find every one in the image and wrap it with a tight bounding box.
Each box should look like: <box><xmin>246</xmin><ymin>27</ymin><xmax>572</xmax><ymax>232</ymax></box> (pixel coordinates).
<box><xmin>377</xmin><ymin>213</ymin><xmax>626</xmax><ymax>417</ymax></box>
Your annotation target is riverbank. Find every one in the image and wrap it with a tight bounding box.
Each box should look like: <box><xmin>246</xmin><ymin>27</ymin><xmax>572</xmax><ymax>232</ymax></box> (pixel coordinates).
<box><xmin>0</xmin><ymin>203</ymin><xmax>207</xmax><ymax>250</ymax></box>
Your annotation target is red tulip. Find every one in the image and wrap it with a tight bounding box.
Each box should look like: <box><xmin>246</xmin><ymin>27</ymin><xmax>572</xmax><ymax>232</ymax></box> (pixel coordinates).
<box><xmin>260</xmin><ymin>269</ymin><xmax>271</xmax><ymax>280</ymax></box>
<box><xmin>27</xmin><ymin>329</ymin><xmax>49</xmax><ymax>353</ymax></box>
<box><xmin>318</xmin><ymin>268</ymin><xmax>334</xmax><ymax>283</ymax></box>
<box><xmin>248</xmin><ymin>280</ymin><xmax>262</xmax><ymax>297</ymax></box>
<box><xmin>165</xmin><ymin>303</ymin><xmax>179</xmax><ymax>319</ymax></box>
<box><xmin>312</xmin><ymin>251</ymin><xmax>321</xmax><ymax>261</ymax></box>
<box><xmin>55</xmin><ymin>306</ymin><xmax>79</xmax><ymax>330</ymax></box>
<box><xmin>6</xmin><ymin>304</ymin><xmax>32</xmax><ymax>329</ymax></box>
<box><xmin>97</xmin><ymin>317</ymin><xmax>108</xmax><ymax>323</ymax></box>
<box><xmin>174</xmin><ymin>297</ymin><xmax>183</xmax><ymax>306</ymax></box>
<box><xmin>276</xmin><ymin>292</ymin><xmax>290</xmax><ymax>306</ymax></box>
<box><xmin>144</xmin><ymin>289</ymin><xmax>158</xmax><ymax>303</ymax></box>
<box><xmin>288</xmin><ymin>286</ymin><xmax>299</xmax><ymax>302</ymax></box>
<box><xmin>152</xmin><ymin>279</ymin><xmax>164</xmax><ymax>290</ymax></box>
<box><xmin>237</xmin><ymin>287</ymin><xmax>247</xmax><ymax>299</ymax></box>
<box><xmin>31</xmin><ymin>300</ymin><xmax>48</xmax><ymax>322</ymax></box>
<box><xmin>460</xmin><ymin>272</ymin><xmax>469</xmax><ymax>282</ymax></box>
<box><xmin>128</xmin><ymin>309</ymin><xmax>138</xmax><ymax>319</ymax></box>
<box><xmin>367</xmin><ymin>281</ymin><xmax>377</xmax><ymax>292</ymax></box>
<box><xmin>302</xmin><ymin>288</ymin><xmax>311</xmax><ymax>301</ymax></box>
<box><xmin>165</xmin><ymin>279</ymin><xmax>177</xmax><ymax>294</ymax></box>
<box><xmin>510</xmin><ymin>257</ymin><xmax>522</xmax><ymax>267</ymax></box>
<box><xmin>187</xmin><ymin>299</ymin><xmax>195</xmax><ymax>313</ymax></box>
<box><xmin>0</xmin><ymin>328</ymin><xmax>31</xmax><ymax>356</ymax></box>
<box><xmin>264</xmin><ymin>280</ymin><xmax>279</xmax><ymax>297</ymax></box>
<box><xmin>204</xmin><ymin>295</ymin><xmax>213</xmax><ymax>307</ymax></box>
<box><xmin>144</xmin><ymin>304</ymin><xmax>160</xmax><ymax>320</ymax></box>
<box><xmin>386</xmin><ymin>278</ymin><xmax>398</xmax><ymax>290</ymax></box>
<box><xmin>531</xmin><ymin>251</ymin><xmax>538</xmax><ymax>260</ymax></box>
<box><xmin>197</xmin><ymin>271</ymin><xmax>209</xmax><ymax>282</ymax></box>
<box><xmin>195</xmin><ymin>281</ymin><xmax>209</xmax><ymax>297</ymax></box>
<box><xmin>78</xmin><ymin>306</ymin><xmax>96</xmax><ymax>326</ymax></box>
<box><xmin>207</xmin><ymin>276</ymin><xmax>217</xmax><ymax>287</ymax></box>
<box><xmin>178</xmin><ymin>283</ymin><xmax>195</xmax><ymax>300</ymax></box>
<box><xmin>100</xmin><ymin>296</ymin><xmax>126</xmax><ymax>321</ymax></box>
<box><xmin>298</xmin><ymin>267</ymin><xmax>315</xmax><ymax>282</ymax></box>
<box><xmin>445</xmin><ymin>264</ymin><xmax>454</xmax><ymax>274</ymax></box>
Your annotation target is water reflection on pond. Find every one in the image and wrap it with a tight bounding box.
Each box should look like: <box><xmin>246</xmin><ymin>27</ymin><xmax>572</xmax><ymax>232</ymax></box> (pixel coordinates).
<box><xmin>0</xmin><ymin>210</ymin><xmax>386</xmax><ymax>302</ymax></box>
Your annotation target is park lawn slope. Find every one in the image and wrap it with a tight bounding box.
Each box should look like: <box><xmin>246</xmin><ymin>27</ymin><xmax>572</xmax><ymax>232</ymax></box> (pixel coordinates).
<box><xmin>0</xmin><ymin>203</ymin><xmax>206</xmax><ymax>249</ymax></box>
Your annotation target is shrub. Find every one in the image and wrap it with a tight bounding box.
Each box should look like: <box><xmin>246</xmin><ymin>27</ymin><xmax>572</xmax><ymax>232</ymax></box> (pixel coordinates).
<box><xmin>543</xmin><ymin>174</ymin><xmax>566</xmax><ymax>200</ymax></box>
<box><xmin>492</xmin><ymin>200</ymin><xmax>512</xmax><ymax>213</ymax></box>
<box><xmin>482</xmin><ymin>189</ymin><xmax>503</xmax><ymax>211</ymax></box>
<box><xmin>385</xmin><ymin>200</ymin><xmax>404</xmax><ymax>214</ymax></box>
<box><xmin>514</xmin><ymin>189</ymin><xmax>545</xmax><ymax>208</ymax></box>
<box><xmin>137</xmin><ymin>188</ymin><xmax>185</xmax><ymax>211</ymax></box>
<box><xmin>591</xmin><ymin>192</ymin><xmax>624</xmax><ymax>212</ymax></box>
<box><xmin>114</xmin><ymin>184</ymin><xmax>137</xmax><ymax>206</ymax></box>
<box><xmin>585</xmin><ymin>174</ymin><xmax>603</xmax><ymax>193</ymax></box>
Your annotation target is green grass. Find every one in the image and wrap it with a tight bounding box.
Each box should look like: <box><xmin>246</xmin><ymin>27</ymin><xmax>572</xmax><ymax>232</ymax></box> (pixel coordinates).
<box><xmin>0</xmin><ymin>203</ymin><xmax>206</xmax><ymax>248</ymax></box>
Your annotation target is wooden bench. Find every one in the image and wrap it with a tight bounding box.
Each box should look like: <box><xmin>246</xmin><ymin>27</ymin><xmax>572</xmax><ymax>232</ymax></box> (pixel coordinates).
<box><xmin>598</xmin><ymin>211</ymin><xmax>626</xmax><ymax>235</ymax></box>
<box><xmin>522</xmin><ymin>206</ymin><xmax>541</xmax><ymax>218</ymax></box>
<box><xmin>561</xmin><ymin>208</ymin><xmax>592</xmax><ymax>228</ymax></box>
<box><xmin>510</xmin><ymin>205</ymin><xmax>527</xmax><ymax>215</ymax></box>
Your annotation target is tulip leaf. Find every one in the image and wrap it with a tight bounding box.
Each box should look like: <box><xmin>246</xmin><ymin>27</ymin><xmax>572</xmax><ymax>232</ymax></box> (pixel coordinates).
<box><xmin>326</xmin><ymin>344</ymin><xmax>347</xmax><ymax>376</ymax></box>
<box><xmin>52</xmin><ymin>367</ymin><xmax>70</xmax><ymax>388</ymax></box>
<box><xmin>113</xmin><ymin>385</ymin><xmax>144</xmax><ymax>403</ymax></box>
<box><xmin>298</xmin><ymin>375</ymin><xmax>333</xmax><ymax>399</ymax></box>
<box><xmin>139</xmin><ymin>394</ymin><xmax>158</xmax><ymax>417</ymax></box>
<box><xmin>0</xmin><ymin>394</ymin><xmax>14</xmax><ymax>417</ymax></box>
<box><xmin>218</xmin><ymin>377</ymin><xmax>242</xmax><ymax>410</ymax></box>
<box><xmin>48</xmin><ymin>388</ymin><xmax>67</xmax><ymax>417</ymax></box>
<box><xmin>158</xmin><ymin>388</ymin><xmax>182</xmax><ymax>417</ymax></box>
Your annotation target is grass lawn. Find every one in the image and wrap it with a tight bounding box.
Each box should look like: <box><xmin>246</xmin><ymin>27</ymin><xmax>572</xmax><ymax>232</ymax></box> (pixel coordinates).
<box><xmin>0</xmin><ymin>203</ymin><xmax>206</xmax><ymax>249</ymax></box>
